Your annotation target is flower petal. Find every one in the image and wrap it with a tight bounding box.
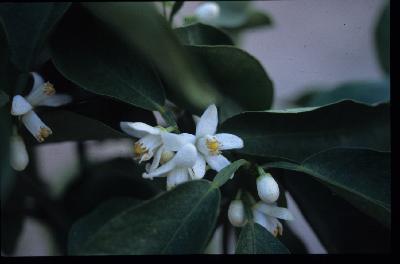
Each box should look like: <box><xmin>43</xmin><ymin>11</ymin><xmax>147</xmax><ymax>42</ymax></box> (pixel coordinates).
<box><xmin>195</xmin><ymin>104</ymin><xmax>218</xmax><ymax>137</ymax></box>
<box><xmin>166</xmin><ymin>168</ymin><xmax>189</xmax><ymax>190</ymax></box>
<box><xmin>148</xmin><ymin>146</ymin><xmax>164</xmax><ymax>172</ymax></box>
<box><xmin>21</xmin><ymin>110</ymin><xmax>52</xmax><ymax>142</ymax></box>
<box><xmin>11</xmin><ymin>95</ymin><xmax>33</xmax><ymax>116</ymax></box>
<box><xmin>253</xmin><ymin>208</ymin><xmax>270</xmax><ymax>230</ymax></box>
<box><xmin>205</xmin><ymin>154</ymin><xmax>230</xmax><ymax>172</ymax></box>
<box><xmin>26</xmin><ymin>75</ymin><xmax>56</xmax><ymax>106</ymax></box>
<box><xmin>30</xmin><ymin>72</ymin><xmax>45</xmax><ymax>92</ymax></box>
<box><xmin>215</xmin><ymin>133</ymin><xmax>244</xmax><ymax>150</ymax></box>
<box><xmin>265</xmin><ymin>216</ymin><xmax>283</xmax><ymax>236</ymax></box>
<box><xmin>191</xmin><ymin>155</ymin><xmax>206</xmax><ymax>180</ymax></box>
<box><xmin>173</xmin><ymin>143</ymin><xmax>198</xmax><ymax>168</ymax></box>
<box><xmin>39</xmin><ymin>94</ymin><xmax>72</xmax><ymax>107</ymax></box>
<box><xmin>161</xmin><ymin>132</ymin><xmax>196</xmax><ymax>151</ymax></box>
<box><xmin>10</xmin><ymin>134</ymin><xmax>29</xmax><ymax>171</ymax></box>
<box><xmin>120</xmin><ymin>122</ymin><xmax>160</xmax><ymax>138</ymax></box>
<box><xmin>254</xmin><ymin>202</ymin><xmax>294</xmax><ymax>221</ymax></box>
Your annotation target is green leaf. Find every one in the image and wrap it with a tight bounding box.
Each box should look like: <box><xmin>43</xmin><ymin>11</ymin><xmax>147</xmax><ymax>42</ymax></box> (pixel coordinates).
<box><xmin>187</xmin><ymin>45</ymin><xmax>274</xmax><ymax>113</ymax></box>
<box><xmin>51</xmin><ymin>7</ymin><xmax>165</xmax><ymax>112</ymax></box>
<box><xmin>0</xmin><ymin>90</ymin><xmax>8</xmax><ymax>107</ymax></box>
<box><xmin>283</xmin><ymin>171</ymin><xmax>390</xmax><ymax>253</ymax></box>
<box><xmin>169</xmin><ymin>1</ymin><xmax>184</xmax><ymax>24</ymax></box>
<box><xmin>212</xmin><ymin>159</ymin><xmax>248</xmax><ymax>188</ymax></box>
<box><xmin>294</xmin><ymin>79</ymin><xmax>390</xmax><ymax>107</ymax></box>
<box><xmin>0</xmin><ymin>3</ymin><xmax>71</xmax><ymax>71</ymax></box>
<box><xmin>375</xmin><ymin>2</ymin><xmax>390</xmax><ymax>75</ymax></box>
<box><xmin>82</xmin><ymin>3</ymin><xmax>218</xmax><ymax>111</ymax></box>
<box><xmin>0</xmin><ymin>108</ymin><xmax>13</xmax><ymax>205</ymax></box>
<box><xmin>265</xmin><ymin>148</ymin><xmax>390</xmax><ymax>227</ymax></box>
<box><xmin>68</xmin><ymin>180</ymin><xmax>220</xmax><ymax>255</ymax></box>
<box><xmin>0</xmin><ymin>18</ymin><xmax>8</xmax><ymax>91</ymax></box>
<box><xmin>234</xmin><ymin>10</ymin><xmax>273</xmax><ymax>31</ymax></box>
<box><xmin>175</xmin><ymin>23</ymin><xmax>234</xmax><ymax>46</ymax></box>
<box><xmin>221</xmin><ymin>100</ymin><xmax>390</xmax><ymax>162</ymax></box>
<box><xmin>22</xmin><ymin>110</ymin><xmax>125</xmax><ymax>145</ymax></box>
<box><xmin>236</xmin><ymin>223</ymin><xmax>290</xmax><ymax>254</ymax></box>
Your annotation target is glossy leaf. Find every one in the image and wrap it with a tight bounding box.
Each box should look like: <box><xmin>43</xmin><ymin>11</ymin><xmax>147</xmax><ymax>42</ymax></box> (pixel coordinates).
<box><xmin>68</xmin><ymin>180</ymin><xmax>220</xmax><ymax>255</ymax></box>
<box><xmin>294</xmin><ymin>79</ymin><xmax>390</xmax><ymax>107</ymax></box>
<box><xmin>187</xmin><ymin>45</ymin><xmax>273</xmax><ymax>112</ymax></box>
<box><xmin>83</xmin><ymin>3</ymin><xmax>218</xmax><ymax>112</ymax></box>
<box><xmin>0</xmin><ymin>3</ymin><xmax>71</xmax><ymax>71</ymax></box>
<box><xmin>236</xmin><ymin>223</ymin><xmax>290</xmax><ymax>254</ymax></box>
<box><xmin>212</xmin><ymin>159</ymin><xmax>248</xmax><ymax>188</ymax></box>
<box><xmin>175</xmin><ymin>23</ymin><xmax>234</xmax><ymax>46</ymax></box>
<box><xmin>51</xmin><ymin>7</ymin><xmax>165</xmax><ymax>111</ymax></box>
<box><xmin>221</xmin><ymin>100</ymin><xmax>390</xmax><ymax>162</ymax></box>
<box><xmin>265</xmin><ymin>148</ymin><xmax>390</xmax><ymax>227</ymax></box>
<box><xmin>22</xmin><ymin>110</ymin><xmax>125</xmax><ymax>145</ymax></box>
<box><xmin>375</xmin><ymin>2</ymin><xmax>390</xmax><ymax>75</ymax></box>
<box><xmin>283</xmin><ymin>171</ymin><xmax>390</xmax><ymax>253</ymax></box>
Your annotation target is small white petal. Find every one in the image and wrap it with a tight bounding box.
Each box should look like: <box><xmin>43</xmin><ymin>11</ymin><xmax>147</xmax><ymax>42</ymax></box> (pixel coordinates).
<box><xmin>191</xmin><ymin>155</ymin><xmax>206</xmax><ymax>180</ymax></box>
<box><xmin>195</xmin><ymin>104</ymin><xmax>218</xmax><ymax>138</ymax></box>
<box><xmin>120</xmin><ymin>122</ymin><xmax>160</xmax><ymax>138</ymax></box>
<box><xmin>26</xmin><ymin>79</ymin><xmax>56</xmax><ymax>106</ymax></box>
<box><xmin>161</xmin><ymin>132</ymin><xmax>196</xmax><ymax>151</ymax></box>
<box><xmin>173</xmin><ymin>143</ymin><xmax>198</xmax><ymax>168</ymax></box>
<box><xmin>30</xmin><ymin>72</ymin><xmax>45</xmax><ymax>93</ymax></box>
<box><xmin>205</xmin><ymin>154</ymin><xmax>230</xmax><ymax>172</ymax></box>
<box><xmin>166</xmin><ymin>168</ymin><xmax>190</xmax><ymax>190</ymax></box>
<box><xmin>257</xmin><ymin>173</ymin><xmax>280</xmax><ymax>203</ymax></box>
<box><xmin>39</xmin><ymin>94</ymin><xmax>72</xmax><ymax>107</ymax></box>
<box><xmin>228</xmin><ymin>200</ymin><xmax>247</xmax><ymax>227</ymax></box>
<box><xmin>194</xmin><ymin>2</ymin><xmax>220</xmax><ymax>23</ymax></box>
<box><xmin>10</xmin><ymin>135</ymin><xmax>29</xmax><ymax>171</ymax></box>
<box><xmin>148</xmin><ymin>146</ymin><xmax>164</xmax><ymax>172</ymax></box>
<box><xmin>253</xmin><ymin>208</ymin><xmax>270</xmax><ymax>230</ymax></box>
<box><xmin>192</xmin><ymin>115</ymin><xmax>200</xmax><ymax>125</ymax></box>
<box><xmin>11</xmin><ymin>95</ymin><xmax>33</xmax><ymax>116</ymax></box>
<box><xmin>21</xmin><ymin>111</ymin><xmax>52</xmax><ymax>142</ymax></box>
<box><xmin>134</xmin><ymin>134</ymin><xmax>162</xmax><ymax>162</ymax></box>
<box><xmin>254</xmin><ymin>202</ymin><xmax>294</xmax><ymax>221</ymax></box>
<box><xmin>215</xmin><ymin>133</ymin><xmax>244</xmax><ymax>150</ymax></box>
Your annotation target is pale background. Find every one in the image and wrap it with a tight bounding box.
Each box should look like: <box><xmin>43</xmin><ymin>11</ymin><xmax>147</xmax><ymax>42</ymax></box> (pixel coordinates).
<box><xmin>10</xmin><ymin>0</ymin><xmax>387</xmax><ymax>255</ymax></box>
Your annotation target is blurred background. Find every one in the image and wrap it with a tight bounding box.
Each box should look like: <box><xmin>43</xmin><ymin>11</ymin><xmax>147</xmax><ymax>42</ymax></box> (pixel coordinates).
<box><xmin>9</xmin><ymin>0</ymin><xmax>388</xmax><ymax>255</ymax></box>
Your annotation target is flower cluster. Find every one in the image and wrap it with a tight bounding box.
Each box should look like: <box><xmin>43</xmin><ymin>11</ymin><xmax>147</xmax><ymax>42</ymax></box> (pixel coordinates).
<box><xmin>120</xmin><ymin>104</ymin><xmax>244</xmax><ymax>190</ymax></box>
<box><xmin>9</xmin><ymin>72</ymin><xmax>72</xmax><ymax>171</ymax></box>
<box><xmin>228</xmin><ymin>169</ymin><xmax>294</xmax><ymax>237</ymax></box>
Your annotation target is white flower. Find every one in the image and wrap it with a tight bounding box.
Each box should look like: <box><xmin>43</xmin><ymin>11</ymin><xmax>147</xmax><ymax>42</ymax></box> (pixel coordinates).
<box><xmin>228</xmin><ymin>200</ymin><xmax>247</xmax><ymax>227</ymax></box>
<box><xmin>10</xmin><ymin>132</ymin><xmax>29</xmax><ymax>171</ymax></box>
<box><xmin>10</xmin><ymin>72</ymin><xmax>72</xmax><ymax>142</ymax></box>
<box><xmin>257</xmin><ymin>172</ymin><xmax>280</xmax><ymax>203</ymax></box>
<box><xmin>252</xmin><ymin>201</ymin><xmax>294</xmax><ymax>237</ymax></box>
<box><xmin>194</xmin><ymin>2</ymin><xmax>220</xmax><ymax>23</ymax></box>
<box><xmin>142</xmin><ymin>143</ymin><xmax>198</xmax><ymax>190</ymax></box>
<box><xmin>194</xmin><ymin>104</ymin><xmax>243</xmax><ymax>178</ymax></box>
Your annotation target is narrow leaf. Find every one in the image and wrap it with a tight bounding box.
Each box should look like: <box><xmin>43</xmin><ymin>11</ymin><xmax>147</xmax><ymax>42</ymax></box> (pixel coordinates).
<box><xmin>212</xmin><ymin>159</ymin><xmax>248</xmax><ymax>188</ymax></box>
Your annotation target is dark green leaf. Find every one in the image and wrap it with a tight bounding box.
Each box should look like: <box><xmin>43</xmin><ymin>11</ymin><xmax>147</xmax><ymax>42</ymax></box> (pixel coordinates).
<box><xmin>265</xmin><ymin>148</ymin><xmax>390</xmax><ymax>227</ymax></box>
<box><xmin>221</xmin><ymin>100</ymin><xmax>390</xmax><ymax>162</ymax></box>
<box><xmin>236</xmin><ymin>223</ymin><xmax>290</xmax><ymax>254</ymax></box>
<box><xmin>0</xmin><ymin>90</ymin><xmax>8</xmax><ymax>107</ymax></box>
<box><xmin>375</xmin><ymin>2</ymin><xmax>390</xmax><ymax>75</ymax></box>
<box><xmin>0</xmin><ymin>107</ymin><xmax>13</xmax><ymax>205</ymax></box>
<box><xmin>175</xmin><ymin>23</ymin><xmax>234</xmax><ymax>46</ymax></box>
<box><xmin>68</xmin><ymin>180</ymin><xmax>220</xmax><ymax>255</ymax></box>
<box><xmin>51</xmin><ymin>6</ymin><xmax>165</xmax><ymax>111</ymax></box>
<box><xmin>212</xmin><ymin>159</ymin><xmax>248</xmax><ymax>188</ymax></box>
<box><xmin>169</xmin><ymin>1</ymin><xmax>184</xmax><ymax>24</ymax></box>
<box><xmin>82</xmin><ymin>3</ymin><xmax>218</xmax><ymax>111</ymax></box>
<box><xmin>22</xmin><ymin>110</ymin><xmax>125</xmax><ymax>145</ymax></box>
<box><xmin>283</xmin><ymin>171</ymin><xmax>390</xmax><ymax>253</ymax></box>
<box><xmin>187</xmin><ymin>45</ymin><xmax>273</xmax><ymax>113</ymax></box>
<box><xmin>234</xmin><ymin>10</ymin><xmax>273</xmax><ymax>31</ymax></box>
<box><xmin>294</xmin><ymin>79</ymin><xmax>390</xmax><ymax>107</ymax></box>
<box><xmin>0</xmin><ymin>2</ymin><xmax>71</xmax><ymax>71</ymax></box>
<box><xmin>0</xmin><ymin>18</ymin><xmax>8</xmax><ymax>91</ymax></box>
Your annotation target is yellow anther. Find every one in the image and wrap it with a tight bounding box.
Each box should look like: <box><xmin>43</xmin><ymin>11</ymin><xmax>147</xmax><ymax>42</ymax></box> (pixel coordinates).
<box><xmin>37</xmin><ymin>127</ymin><xmax>52</xmax><ymax>142</ymax></box>
<box><xmin>43</xmin><ymin>82</ymin><xmax>55</xmax><ymax>96</ymax></box>
<box><xmin>133</xmin><ymin>142</ymin><xmax>148</xmax><ymax>158</ymax></box>
<box><xmin>206</xmin><ymin>137</ymin><xmax>221</xmax><ymax>155</ymax></box>
<box><xmin>160</xmin><ymin>151</ymin><xmax>174</xmax><ymax>164</ymax></box>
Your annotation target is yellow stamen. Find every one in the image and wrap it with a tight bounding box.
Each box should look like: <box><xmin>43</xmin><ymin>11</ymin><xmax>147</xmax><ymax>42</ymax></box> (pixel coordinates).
<box><xmin>133</xmin><ymin>142</ymin><xmax>148</xmax><ymax>159</ymax></box>
<box><xmin>43</xmin><ymin>82</ymin><xmax>55</xmax><ymax>96</ymax></box>
<box><xmin>37</xmin><ymin>127</ymin><xmax>52</xmax><ymax>142</ymax></box>
<box><xmin>206</xmin><ymin>137</ymin><xmax>221</xmax><ymax>155</ymax></box>
<box><xmin>160</xmin><ymin>151</ymin><xmax>174</xmax><ymax>164</ymax></box>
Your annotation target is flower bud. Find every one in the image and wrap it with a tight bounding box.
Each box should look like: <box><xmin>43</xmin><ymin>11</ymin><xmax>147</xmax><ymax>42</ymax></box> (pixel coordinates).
<box><xmin>194</xmin><ymin>2</ymin><xmax>220</xmax><ymax>23</ymax></box>
<box><xmin>10</xmin><ymin>135</ymin><xmax>29</xmax><ymax>171</ymax></box>
<box><xmin>256</xmin><ymin>173</ymin><xmax>279</xmax><ymax>203</ymax></box>
<box><xmin>228</xmin><ymin>200</ymin><xmax>247</xmax><ymax>227</ymax></box>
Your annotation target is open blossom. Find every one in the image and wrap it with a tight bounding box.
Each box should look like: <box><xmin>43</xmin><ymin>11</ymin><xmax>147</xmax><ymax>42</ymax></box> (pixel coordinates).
<box><xmin>252</xmin><ymin>201</ymin><xmax>294</xmax><ymax>237</ymax></box>
<box><xmin>10</xmin><ymin>72</ymin><xmax>72</xmax><ymax>142</ymax></box>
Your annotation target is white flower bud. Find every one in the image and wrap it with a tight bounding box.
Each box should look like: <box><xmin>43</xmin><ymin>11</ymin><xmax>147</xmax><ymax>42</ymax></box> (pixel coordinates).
<box><xmin>194</xmin><ymin>2</ymin><xmax>220</xmax><ymax>23</ymax></box>
<box><xmin>256</xmin><ymin>173</ymin><xmax>280</xmax><ymax>203</ymax></box>
<box><xmin>10</xmin><ymin>135</ymin><xmax>29</xmax><ymax>171</ymax></box>
<box><xmin>228</xmin><ymin>200</ymin><xmax>247</xmax><ymax>227</ymax></box>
